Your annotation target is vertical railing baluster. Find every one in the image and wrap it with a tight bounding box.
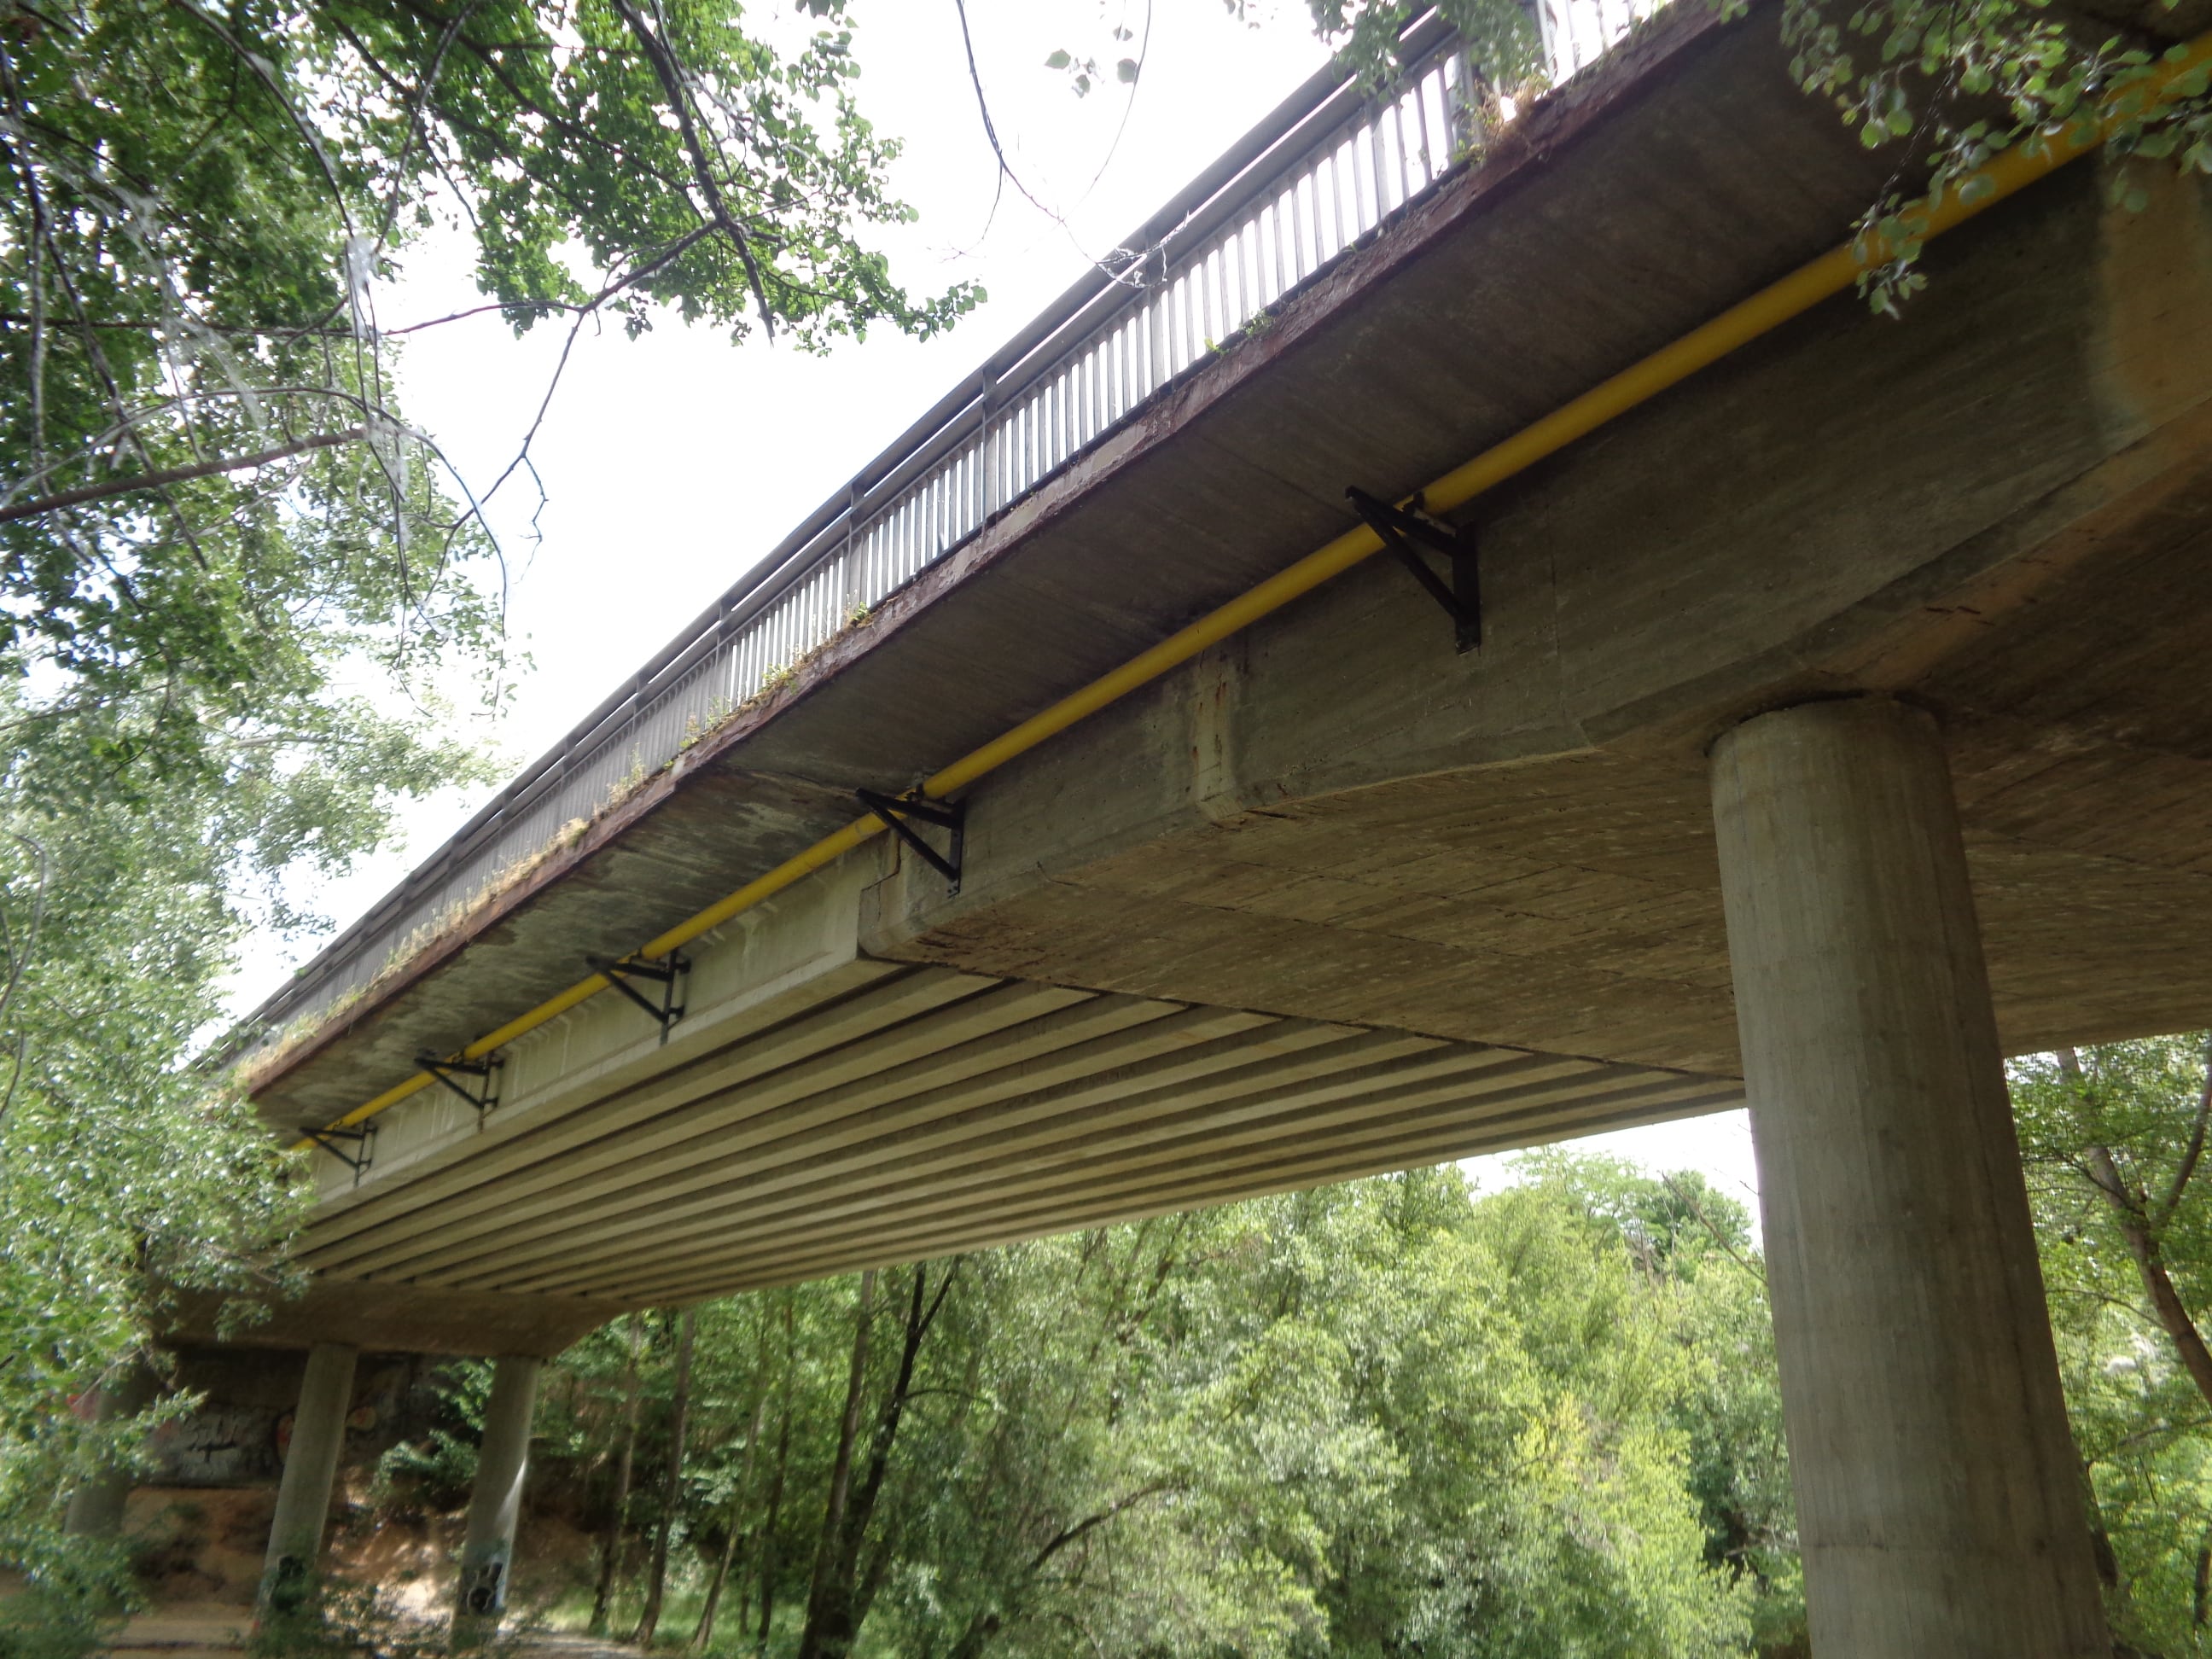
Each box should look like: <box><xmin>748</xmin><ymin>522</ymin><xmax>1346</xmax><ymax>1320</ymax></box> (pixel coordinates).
<box><xmin>1270</xmin><ymin>189</ymin><xmax>1288</xmax><ymax>300</ymax></box>
<box><xmin>1327</xmin><ymin>141</ymin><xmax>1344</xmax><ymax>255</ymax></box>
<box><xmin>1161</xmin><ymin>284</ymin><xmax>1174</xmax><ymax>387</ymax></box>
<box><xmin>1388</xmin><ymin>95</ymin><xmax>1406</xmax><ymax>211</ymax></box>
<box><xmin>1414</xmin><ymin>73</ymin><xmax>1435</xmax><ymax>188</ymax></box>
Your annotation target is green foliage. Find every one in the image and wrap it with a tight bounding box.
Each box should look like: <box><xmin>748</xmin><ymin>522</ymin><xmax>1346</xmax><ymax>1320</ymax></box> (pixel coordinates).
<box><xmin>0</xmin><ymin>702</ymin><xmax>343</xmax><ymax>1622</ymax></box>
<box><xmin>0</xmin><ymin>0</ymin><xmax>975</xmax><ymax>1633</ymax></box>
<box><xmin>0</xmin><ymin>1584</ymin><xmax>113</xmax><ymax>1659</ymax></box>
<box><xmin>538</xmin><ymin>1159</ymin><xmax>1795</xmax><ymax>1658</ymax></box>
<box><xmin>0</xmin><ymin>0</ymin><xmax>977</xmax><ymax>788</ymax></box>
<box><xmin>373</xmin><ymin>1360</ymin><xmax>492</xmax><ymax>1516</ymax></box>
<box><xmin>2016</xmin><ymin>1037</ymin><xmax>2212</xmax><ymax>1653</ymax></box>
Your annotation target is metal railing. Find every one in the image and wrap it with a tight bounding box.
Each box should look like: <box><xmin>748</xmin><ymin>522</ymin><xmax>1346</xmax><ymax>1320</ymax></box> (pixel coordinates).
<box><xmin>234</xmin><ymin>6</ymin><xmax>1658</xmax><ymax>1060</ymax></box>
<box><xmin>1540</xmin><ymin>0</ymin><xmax>1666</xmax><ymax>79</ymax></box>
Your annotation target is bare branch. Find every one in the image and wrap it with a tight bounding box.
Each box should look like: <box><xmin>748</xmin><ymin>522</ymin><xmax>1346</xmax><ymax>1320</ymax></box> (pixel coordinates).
<box><xmin>471</xmin><ymin>224</ymin><xmax>716</xmax><ymax>515</ymax></box>
<box><xmin>950</xmin><ymin>0</ymin><xmax>1057</xmax><ymax>229</ymax></box>
<box><xmin>1030</xmin><ymin>1480</ymin><xmax>1176</xmax><ymax>1574</ymax></box>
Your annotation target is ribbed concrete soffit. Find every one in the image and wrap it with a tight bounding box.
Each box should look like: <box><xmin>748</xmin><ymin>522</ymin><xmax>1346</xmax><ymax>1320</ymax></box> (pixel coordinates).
<box><xmin>307</xmin><ymin>964</ymin><xmax>1739</xmax><ymax>1307</ymax></box>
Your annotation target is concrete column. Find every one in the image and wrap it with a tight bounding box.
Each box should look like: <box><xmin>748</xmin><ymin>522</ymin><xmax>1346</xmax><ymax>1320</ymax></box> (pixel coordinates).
<box><xmin>1710</xmin><ymin>697</ymin><xmax>2104</xmax><ymax>1656</ymax></box>
<box><xmin>257</xmin><ymin>1342</ymin><xmax>358</xmax><ymax>1614</ymax></box>
<box><xmin>451</xmin><ymin>1356</ymin><xmax>542</xmax><ymax>1640</ymax></box>
<box><xmin>63</xmin><ymin>1359</ymin><xmax>158</xmax><ymax>1540</ymax></box>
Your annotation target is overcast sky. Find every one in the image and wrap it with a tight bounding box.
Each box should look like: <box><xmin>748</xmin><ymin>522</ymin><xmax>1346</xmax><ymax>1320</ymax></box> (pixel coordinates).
<box><xmin>243</xmin><ymin>0</ymin><xmax>1763</xmax><ymax>1221</ymax></box>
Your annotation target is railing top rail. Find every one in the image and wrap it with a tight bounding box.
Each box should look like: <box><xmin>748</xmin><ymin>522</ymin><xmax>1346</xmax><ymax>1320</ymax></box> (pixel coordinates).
<box><xmin>235</xmin><ymin>10</ymin><xmax>1481</xmax><ymax>1048</ymax></box>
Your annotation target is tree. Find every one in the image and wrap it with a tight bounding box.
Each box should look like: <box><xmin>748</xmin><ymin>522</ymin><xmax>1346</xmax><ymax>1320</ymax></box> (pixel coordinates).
<box><xmin>0</xmin><ymin>0</ymin><xmax>974</xmax><ymax>1633</ymax></box>
<box><xmin>589</xmin><ymin>1316</ymin><xmax>645</xmax><ymax>1636</ymax></box>
<box><xmin>2</xmin><ymin>0</ymin><xmax>975</xmax><ymax>774</ymax></box>
<box><xmin>0</xmin><ymin>675</ymin><xmax>469</xmax><ymax>1646</ymax></box>
<box><xmin>536</xmin><ymin>1162</ymin><xmax>1785</xmax><ymax>1658</ymax></box>
<box><xmin>2017</xmin><ymin>1037</ymin><xmax>2212</xmax><ymax>1651</ymax></box>
<box><xmin>635</xmin><ymin>1308</ymin><xmax>699</xmax><ymax>1645</ymax></box>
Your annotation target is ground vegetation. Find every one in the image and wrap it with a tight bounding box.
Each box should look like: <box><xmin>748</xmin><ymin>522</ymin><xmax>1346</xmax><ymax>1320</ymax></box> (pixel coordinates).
<box><xmin>526</xmin><ymin>1159</ymin><xmax>1796</xmax><ymax>1658</ymax></box>
<box><xmin>0</xmin><ymin>0</ymin><xmax>968</xmax><ymax>1638</ymax></box>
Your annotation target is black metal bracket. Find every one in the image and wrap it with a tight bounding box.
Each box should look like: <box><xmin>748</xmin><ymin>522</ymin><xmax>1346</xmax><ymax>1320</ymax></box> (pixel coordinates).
<box><xmin>416</xmin><ymin>1051</ymin><xmax>502</xmax><ymax>1120</ymax></box>
<box><xmin>1348</xmin><ymin>486</ymin><xmax>1481</xmax><ymax>653</ymax></box>
<box><xmin>586</xmin><ymin>952</ymin><xmax>690</xmax><ymax>1044</ymax></box>
<box><xmin>857</xmin><ymin>788</ymin><xmax>965</xmax><ymax>894</ymax></box>
<box><xmin>302</xmin><ymin>1121</ymin><xmax>377</xmax><ymax>1185</ymax></box>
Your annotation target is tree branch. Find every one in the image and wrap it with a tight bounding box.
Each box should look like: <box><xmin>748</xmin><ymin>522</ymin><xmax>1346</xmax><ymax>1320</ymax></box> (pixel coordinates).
<box><xmin>605</xmin><ymin>0</ymin><xmax>773</xmax><ymax>336</ymax></box>
<box><xmin>2156</xmin><ymin>1032</ymin><xmax>2212</xmax><ymax>1227</ymax></box>
<box><xmin>0</xmin><ymin>428</ymin><xmax>365</xmax><ymax>526</ymax></box>
<box><xmin>1028</xmin><ymin>1479</ymin><xmax>1176</xmax><ymax>1574</ymax></box>
<box><xmin>1658</xmin><ymin>1171</ymin><xmax>1766</xmax><ymax>1284</ymax></box>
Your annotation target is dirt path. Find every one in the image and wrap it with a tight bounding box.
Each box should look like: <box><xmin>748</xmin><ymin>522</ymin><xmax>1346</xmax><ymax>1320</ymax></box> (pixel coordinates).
<box><xmin>101</xmin><ymin>1604</ymin><xmax>638</xmax><ymax>1656</ymax></box>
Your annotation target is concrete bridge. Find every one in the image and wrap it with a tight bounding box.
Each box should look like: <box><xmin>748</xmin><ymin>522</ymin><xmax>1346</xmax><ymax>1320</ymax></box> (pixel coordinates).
<box><xmin>80</xmin><ymin>0</ymin><xmax>2212</xmax><ymax>1649</ymax></box>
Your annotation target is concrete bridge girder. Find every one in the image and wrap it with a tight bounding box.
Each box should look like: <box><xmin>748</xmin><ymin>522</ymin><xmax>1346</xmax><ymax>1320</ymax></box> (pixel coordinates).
<box><xmin>863</xmin><ymin>160</ymin><xmax>2212</xmax><ymax>1081</ymax></box>
<box><xmin>278</xmin><ymin>853</ymin><xmax>1738</xmax><ymax>1310</ymax></box>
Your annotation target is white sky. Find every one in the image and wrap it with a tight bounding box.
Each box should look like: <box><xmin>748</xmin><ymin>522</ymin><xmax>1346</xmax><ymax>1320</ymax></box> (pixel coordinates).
<box><xmin>241</xmin><ymin>0</ymin><xmax>1764</xmax><ymax>1221</ymax></box>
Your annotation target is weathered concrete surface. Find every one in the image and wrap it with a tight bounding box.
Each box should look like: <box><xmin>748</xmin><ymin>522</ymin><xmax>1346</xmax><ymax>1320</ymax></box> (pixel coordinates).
<box><xmin>859</xmin><ymin>158</ymin><xmax>2212</xmax><ymax>1074</ymax></box>
<box><xmin>1714</xmin><ymin>699</ymin><xmax>2103</xmax><ymax>1656</ymax></box>
<box><xmin>257</xmin><ymin>1342</ymin><xmax>356</xmax><ymax>1610</ymax></box>
<box><xmin>246</xmin><ymin>0</ymin><xmax>1912</xmax><ymax>1133</ymax></box>
<box><xmin>451</xmin><ymin>1357</ymin><xmax>540</xmax><ymax>1636</ymax></box>
<box><xmin>237</xmin><ymin>0</ymin><xmax>2212</xmax><ymax>1318</ymax></box>
<box><xmin>163</xmin><ymin>1280</ymin><xmax>624</xmax><ymax>1360</ymax></box>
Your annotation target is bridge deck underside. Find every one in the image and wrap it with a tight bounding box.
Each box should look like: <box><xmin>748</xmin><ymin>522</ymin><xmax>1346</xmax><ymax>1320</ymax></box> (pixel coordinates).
<box><xmin>300</xmin><ymin>966</ymin><xmax>1737</xmax><ymax>1306</ymax></box>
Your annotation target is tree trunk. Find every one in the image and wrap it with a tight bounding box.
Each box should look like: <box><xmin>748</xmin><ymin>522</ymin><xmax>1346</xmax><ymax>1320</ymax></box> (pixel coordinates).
<box><xmin>755</xmin><ymin>1291</ymin><xmax>795</xmax><ymax>1656</ymax></box>
<box><xmin>2080</xmin><ymin>1459</ymin><xmax>2123</xmax><ymax>1591</ymax></box>
<box><xmin>692</xmin><ymin>1493</ymin><xmax>744</xmax><ymax>1650</ymax></box>
<box><xmin>588</xmin><ymin>1315</ymin><xmax>645</xmax><ymax>1636</ymax></box>
<box><xmin>2056</xmin><ymin>1048</ymin><xmax>2212</xmax><ymax>1415</ymax></box>
<box><xmin>695</xmin><ymin>1313</ymin><xmax>771</xmax><ymax>1650</ymax></box>
<box><xmin>812</xmin><ymin>1271</ymin><xmax>875</xmax><ymax>1584</ymax></box>
<box><xmin>797</xmin><ymin>1264</ymin><xmax>953</xmax><ymax>1659</ymax></box>
<box><xmin>2196</xmin><ymin>1527</ymin><xmax>2210</xmax><ymax>1627</ymax></box>
<box><xmin>2086</xmin><ymin>1142</ymin><xmax>2212</xmax><ymax>1411</ymax></box>
<box><xmin>633</xmin><ymin>1308</ymin><xmax>697</xmax><ymax>1646</ymax></box>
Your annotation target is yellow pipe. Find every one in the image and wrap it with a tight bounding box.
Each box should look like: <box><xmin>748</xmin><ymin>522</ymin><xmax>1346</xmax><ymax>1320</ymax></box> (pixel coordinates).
<box><xmin>292</xmin><ymin>32</ymin><xmax>2212</xmax><ymax>1152</ymax></box>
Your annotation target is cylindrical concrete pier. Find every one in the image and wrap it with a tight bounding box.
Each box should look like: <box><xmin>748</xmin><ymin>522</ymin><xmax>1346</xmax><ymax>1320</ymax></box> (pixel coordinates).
<box><xmin>451</xmin><ymin>1355</ymin><xmax>542</xmax><ymax>1642</ymax></box>
<box><xmin>257</xmin><ymin>1342</ymin><xmax>358</xmax><ymax>1614</ymax></box>
<box><xmin>63</xmin><ymin>1359</ymin><xmax>158</xmax><ymax>1540</ymax></box>
<box><xmin>1710</xmin><ymin>697</ymin><xmax>2104</xmax><ymax>1656</ymax></box>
